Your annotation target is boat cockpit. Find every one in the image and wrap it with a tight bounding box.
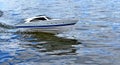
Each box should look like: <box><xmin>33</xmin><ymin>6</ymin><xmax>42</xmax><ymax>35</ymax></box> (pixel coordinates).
<box><xmin>25</xmin><ymin>15</ymin><xmax>51</xmax><ymax>23</ymax></box>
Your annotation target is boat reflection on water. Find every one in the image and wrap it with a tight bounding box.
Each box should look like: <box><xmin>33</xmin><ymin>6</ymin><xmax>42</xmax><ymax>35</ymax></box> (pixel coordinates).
<box><xmin>19</xmin><ymin>32</ymin><xmax>81</xmax><ymax>55</ymax></box>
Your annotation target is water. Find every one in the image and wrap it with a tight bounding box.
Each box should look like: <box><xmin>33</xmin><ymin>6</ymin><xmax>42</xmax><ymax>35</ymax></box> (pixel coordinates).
<box><xmin>0</xmin><ymin>0</ymin><xmax>120</xmax><ymax>65</ymax></box>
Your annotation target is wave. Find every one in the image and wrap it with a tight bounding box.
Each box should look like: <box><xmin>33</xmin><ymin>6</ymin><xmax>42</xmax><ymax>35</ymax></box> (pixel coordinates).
<box><xmin>0</xmin><ymin>10</ymin><xmax>3</xmax><ymax>17</ymax></box>
<box><xmin>0</xmin><ymin>22</ymin><xmax>15</xmax><ymax>29</ymax></box>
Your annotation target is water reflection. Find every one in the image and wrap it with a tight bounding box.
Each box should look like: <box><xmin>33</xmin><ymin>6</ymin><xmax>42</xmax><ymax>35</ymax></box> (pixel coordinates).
<box><xmin>0</xmin><ymin>10</ymin><xmax>3</xmax><ymax>17</ymax></box>
<box><xmin>18</xmin><ymin>32</ymin><xmax>80</xmax><ymax>55</ymax></box>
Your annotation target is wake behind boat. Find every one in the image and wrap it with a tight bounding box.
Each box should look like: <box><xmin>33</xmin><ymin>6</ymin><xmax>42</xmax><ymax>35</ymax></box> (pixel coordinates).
<box><xmin>15</xmin><ymin>15</ymin><xmax>78</xmax><ymax>34</ymax></box>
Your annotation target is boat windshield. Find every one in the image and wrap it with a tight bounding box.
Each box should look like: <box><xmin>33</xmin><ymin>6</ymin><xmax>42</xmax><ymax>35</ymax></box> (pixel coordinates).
<box><xmin>46</xmin><ymin>17</ymin><xmax>51</xmax><ymax>20</ymax></box>
<box><xmin>30</xmin><ymin>17</ymin><xmax>47</xmax><ymax>22</ymax></box>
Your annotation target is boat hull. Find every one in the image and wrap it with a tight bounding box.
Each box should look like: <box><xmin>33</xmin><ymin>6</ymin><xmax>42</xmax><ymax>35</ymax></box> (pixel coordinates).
<box><xmin>15</xmin><ymin>19</ymin><xmax>78</xmax><ymax>34</ymax></box>
<box><xmin>17</xmin><ymin>24</ymin><xmax>75</xmax><ymax>34</ymax></box>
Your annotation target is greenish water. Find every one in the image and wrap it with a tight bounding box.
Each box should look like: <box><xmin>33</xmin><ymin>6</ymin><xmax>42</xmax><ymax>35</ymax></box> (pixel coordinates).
<box><xmin>19</xmin><ymin>32</ymin><xmax>80</xmax><ymax>55</ymax></box>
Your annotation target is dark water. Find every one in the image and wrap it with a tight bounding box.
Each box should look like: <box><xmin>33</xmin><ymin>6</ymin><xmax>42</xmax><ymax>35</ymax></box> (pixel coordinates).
<box><xmin>0</xmin><ymin>0</ymin><xmax>120</xmax><ymax>65</ymax></box>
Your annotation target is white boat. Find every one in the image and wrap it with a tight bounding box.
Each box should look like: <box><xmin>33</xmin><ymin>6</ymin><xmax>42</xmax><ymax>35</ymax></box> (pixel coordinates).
<box><xmin>15</xmin><ymin>15</ymin><xmax>78</xmax><ymax>34</ymax></box>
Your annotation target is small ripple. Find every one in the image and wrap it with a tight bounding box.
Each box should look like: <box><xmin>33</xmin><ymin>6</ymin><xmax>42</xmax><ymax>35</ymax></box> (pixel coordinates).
<box><xmin>0</xmin><ymin>10</ymin><xmax>3</xmax><ymax>17</ymax></box>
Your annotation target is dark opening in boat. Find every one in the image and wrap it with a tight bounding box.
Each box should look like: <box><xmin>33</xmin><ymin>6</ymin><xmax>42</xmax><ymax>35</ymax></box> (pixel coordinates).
<box><xmin>30</xmin><ymin>17</ymin><xmax>47</xmax><ymax>22</ymax></box>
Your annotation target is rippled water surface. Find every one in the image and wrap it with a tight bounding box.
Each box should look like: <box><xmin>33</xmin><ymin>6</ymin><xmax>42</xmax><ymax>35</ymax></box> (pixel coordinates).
<box><xmin>0</xmin><ymin>0</ymin><xmax>120</xmax><ymax>65</ymax></box>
